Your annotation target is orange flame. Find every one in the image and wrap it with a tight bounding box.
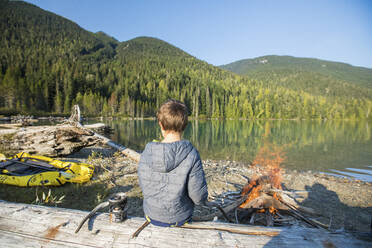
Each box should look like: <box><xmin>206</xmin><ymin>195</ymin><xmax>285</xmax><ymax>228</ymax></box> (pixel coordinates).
<box><xmin>240</xmin><ymin>144</ymin><xmax>285</xmax><ymax>209</ymax></box>
<box><xmin>269</xmin><ymin>206</ymin><xmax>277</xmax><ymax>214</ymax></box>
<box><xmin>251</xmin><ymin>144</ymin><xmax>285</xmax><ymax>190</ymax></box>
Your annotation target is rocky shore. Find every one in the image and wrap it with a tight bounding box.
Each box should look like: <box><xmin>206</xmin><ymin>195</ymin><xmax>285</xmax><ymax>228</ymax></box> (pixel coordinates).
<box><xmin>70</xmin><ymin>147</ymin><xmax>372</xmax><ymax>234</ymax></box>
<box><xmin>0</xmin><ymin>145</ymin><xmax>371</xmax><ymax>238</ymax></box>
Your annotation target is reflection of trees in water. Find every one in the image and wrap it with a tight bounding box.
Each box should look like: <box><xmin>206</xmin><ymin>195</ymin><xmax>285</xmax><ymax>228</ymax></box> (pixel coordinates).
<box><xmin>105</xmin><ymin>119</ymin><xmax>372</xmax><ymax>170</ymax></box>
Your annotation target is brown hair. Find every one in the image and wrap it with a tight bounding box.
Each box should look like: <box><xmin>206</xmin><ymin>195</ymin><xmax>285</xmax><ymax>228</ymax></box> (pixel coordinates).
<box><xmin>156</xmin><ymin>99</ymin><xmax>188</xmax><ymax>132</ymax></box>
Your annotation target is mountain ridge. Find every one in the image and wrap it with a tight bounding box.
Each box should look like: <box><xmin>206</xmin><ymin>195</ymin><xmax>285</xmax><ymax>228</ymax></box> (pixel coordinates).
<box><xmin>220</xmin><ymin>55</ymin><xmax>372</xmax><ymax>89</ymax></box>
<box><xmin>221</xmin><ymin>55</ymin><xmax>372</xmax><ymax>70</ymax></box>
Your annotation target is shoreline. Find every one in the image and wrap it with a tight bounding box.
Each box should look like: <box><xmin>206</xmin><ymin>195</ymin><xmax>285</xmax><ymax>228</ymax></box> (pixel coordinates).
<box><xmin>2</xmin><ymin>115</ymin><xmax>372</xmax><ymax>122</ymax></box>
<box><xmin>1</xmin><ymin>146</ymin><xmax>371</xmax><ymax>235</ymax></box>
<box><xmin>71</xmin><ymin>148</ymin><xmax>372</xmax><ymax>233</ymax></box>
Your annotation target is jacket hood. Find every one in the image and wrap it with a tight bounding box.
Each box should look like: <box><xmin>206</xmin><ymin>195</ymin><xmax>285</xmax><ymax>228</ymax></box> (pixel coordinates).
<box><xmin>146</xmin><ymin>140</ymin><xmax>194</xmax><ymax>173</ymax></box>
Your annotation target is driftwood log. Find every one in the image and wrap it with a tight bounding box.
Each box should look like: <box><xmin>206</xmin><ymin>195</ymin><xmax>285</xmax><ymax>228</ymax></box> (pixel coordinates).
<box><xmin>68</xmin><ymin>105</ymin><xmax>140</xmax><ymax>162</ymax></box>
<box><xmin>0</xmin><ymin>105</ymin><xmax>139</xmax><ymax>160</ymax></box>
<box><xmin>0</xmin><ymin>104</ymin><xmax>139</xmax><ymax>160</ymax></box>
<box><xmin>85</xmin><ymin>130</ymin><xmax>140</xmax><ymax>162</ymax></box>
<box><xmin>0</xmin><ymin>124</ymin><xmax>98</xmax><ymax>157</ymax></box>
<box><xmin>0</xmin><ymin>122</ymin><xmax>141</xmax><ymax>160</ymax></box>
<box><xmin>0</xmin><ymin>200</ymin><xmax>368</xmax><ymax>248</ymax></box>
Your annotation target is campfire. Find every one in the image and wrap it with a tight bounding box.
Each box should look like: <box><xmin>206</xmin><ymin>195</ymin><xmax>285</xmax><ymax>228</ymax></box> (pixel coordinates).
<box><xmin>237</xmin><ymin>145</ymin><xmax>288</xmax><ymax>226</ymax></box>
<box><xmin>200</xmin><ymin>145</ymin><xmax>329</xmax><ymax>229</ymax></box>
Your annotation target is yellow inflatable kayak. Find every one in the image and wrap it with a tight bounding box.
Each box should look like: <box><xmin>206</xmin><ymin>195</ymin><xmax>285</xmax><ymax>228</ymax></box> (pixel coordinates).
<box><xmin>0</xmin><ymin>152</ymin><xmax>94</xmax><ymax>186</ymax></box>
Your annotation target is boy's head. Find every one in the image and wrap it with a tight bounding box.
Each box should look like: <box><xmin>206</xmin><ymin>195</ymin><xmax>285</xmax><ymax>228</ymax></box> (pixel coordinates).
<box><xmin>157</xmin><ymin>99</ymin><xmax>188</xmax><ymax>133</ymax></box>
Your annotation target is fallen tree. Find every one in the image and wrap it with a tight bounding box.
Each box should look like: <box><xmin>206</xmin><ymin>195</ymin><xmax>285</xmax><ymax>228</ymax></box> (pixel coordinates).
<box><xmin>0</xmin><ymin>124</ymin><xmax>98</xmax><ymax>157</ymax></box>
<box><xmin>67</xmin><ymin>105</ymin><xmax>140</xmax><ymax>162</ymax></box>
<box><xmin>3</xmin><ymin>201</ymin><xmax>368</xmax><ymax>248</ymax></box>
<box><xmin>0</xmin><ymin>106</ymin><xmax>140</xmax><ymax>161</ymax></box>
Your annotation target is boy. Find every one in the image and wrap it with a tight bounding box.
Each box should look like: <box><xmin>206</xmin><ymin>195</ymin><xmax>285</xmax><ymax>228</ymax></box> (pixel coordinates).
<box><xmin>138</xmin><ymin>99</ymin><xmax>208</xmax><ymax>226</ymax></box>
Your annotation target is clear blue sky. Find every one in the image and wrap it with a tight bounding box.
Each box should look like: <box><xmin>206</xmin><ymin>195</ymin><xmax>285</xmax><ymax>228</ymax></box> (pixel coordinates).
<box><xmin>26</xmin><ymin>0</ymin><xmax>372</xmax><ymax>68</ymax></box>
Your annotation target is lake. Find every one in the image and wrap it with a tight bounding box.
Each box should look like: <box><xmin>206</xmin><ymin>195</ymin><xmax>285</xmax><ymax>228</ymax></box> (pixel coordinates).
<box><xmin>101</xmin><ymin>119</ymin><xmax>372</xmax><ymax>182</ymax></box>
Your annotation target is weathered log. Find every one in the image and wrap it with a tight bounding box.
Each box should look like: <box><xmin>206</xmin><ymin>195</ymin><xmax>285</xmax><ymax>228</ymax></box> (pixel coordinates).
<box><xmin>81</xmin><ymin>123</ymin><xmax>112</xmax><ymax>136</ymax></box>
<box><xmin>83</xmin><ymin>123</ymin><xmax>105</xmax><ymax>130</ymax></box>
<box><xmin>0</xmin><ymin>124</ymin><xmax>98</xmax><ymax>157</ymax></box>
<box><xmin>0</xmin><ymin>123</ymin><xmax>22</xmax><ymax>129</ymax></box>
<box><xmin>2</xmin><ymin>200</ymin><xmax>367</xmax><ymax>248</ymax></box>
<box><xmin>0</xmin><ymin>123</ymin><xmax>22</xmax><ymax>135</ymax></box>
<box><xmin>69</xmin><ymin>105</ymin><xmax>81</xmax><ymax>123</ymax></box>
<box><xmin>0</xmin><ymin>119</ymin><xmax>121</xmax><ymax>158</ymax></box>
<box><xmin>272</xmin><ymin>191</ymin><xmax>316</xmax><ymax>215</ymax></box>
<box><xmin>75</xmin><ymin>124</ymin><xmax>141</xmax><ymax>163</ymax></box>
<box><xmin>66</xmin><ymin>105</ymin><xmax>141</xmax><ymax>162</ymax></box>
<box><xmin>1</xmin><ymin>105</ymin><xmax>138</xmax><ymax>160</ymax></box>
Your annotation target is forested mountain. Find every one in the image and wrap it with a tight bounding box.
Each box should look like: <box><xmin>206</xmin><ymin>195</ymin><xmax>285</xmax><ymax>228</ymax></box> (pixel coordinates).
<box><xmin>220</xmin><ymin>55</ymin><xmax>372</xmax><ymax>89</ymax></box>
<box><xmin>0</xmin><ymin>0</ymin><xmax>371</xmax><ymax>119</ymax></box>
<box><xmin>0</xmin><ymin>0</ymin><xmax>117</xmax><ymax>113</ymax></box>
<box><xmin>220</xmin><ymin>56</ymin><xmax>372</xmax><ymax>102</ymax></box>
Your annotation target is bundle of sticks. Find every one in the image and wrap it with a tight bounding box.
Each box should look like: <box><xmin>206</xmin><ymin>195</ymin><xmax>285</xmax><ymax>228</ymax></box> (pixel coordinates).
<box><xmin>197</xmin><ymin>175</ymin><xmax>329</xmax><ymax>230</ymax></box>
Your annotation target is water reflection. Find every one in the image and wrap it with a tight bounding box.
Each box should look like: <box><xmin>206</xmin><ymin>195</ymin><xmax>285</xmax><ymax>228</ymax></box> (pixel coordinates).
<box><xmin>105</xmin><ymin>119</ymin><xmax>372</xmax><ymax>179</ymax></box>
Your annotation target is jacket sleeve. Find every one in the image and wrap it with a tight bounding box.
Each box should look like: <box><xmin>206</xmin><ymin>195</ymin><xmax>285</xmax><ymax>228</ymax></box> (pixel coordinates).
<box><xmin>187</xmin><ymin>153</ymin><xmax>208</xmax><ymax>205</ymax></box>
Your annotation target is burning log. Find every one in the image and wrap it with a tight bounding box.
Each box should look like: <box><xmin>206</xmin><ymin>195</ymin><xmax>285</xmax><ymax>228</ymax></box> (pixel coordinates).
<box><xmin>267</xmin><ymin>190</ymin><xmax>316</xmax><ymax>215</ymax></box>
<box><xmin>235</xmin><ymin>144</ymin><xmax>327</xmax><ymax>228</ymax></box>
<box><xmin>202</xmin><ymin>178</ymin><xmax>321</xmax><ymax>228</ymax></box>
<box><xmin>237</xmin><ymin>176</ymin><xmax>288</xmax><ymax>226</ymax></box>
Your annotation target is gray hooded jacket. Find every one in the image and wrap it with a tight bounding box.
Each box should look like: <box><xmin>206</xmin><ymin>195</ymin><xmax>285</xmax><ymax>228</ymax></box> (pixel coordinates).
<box><xmin>138</xmin><ymin>140</ymin><xmax>208</xmax><ymax>223</ymax></box>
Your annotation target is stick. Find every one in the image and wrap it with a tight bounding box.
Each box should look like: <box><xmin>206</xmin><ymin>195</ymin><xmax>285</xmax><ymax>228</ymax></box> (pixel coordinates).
<box><xmin>131</xmin><ymin>220</ymin><xmax>150</xmax><ymax>238</ymax></box>
<box><xmin>216</xmin><ymin>204</ymin><xmax>234</xmax><ymax>223</ymax></box>
<box><xmin>268</xmin><ymin>188</ymin><xmax>309</xmax><ymax>197</ymax></box>
<box><xmin>265</xmin><ymin>210</ymin><xmax>274</xmax><ymax>227</ymax></box>
<box><xmin>180</xmin><ymin>223</ymin><xmax>279</xmax><ymax>237</ymax></box>
<box><xmin>286</xmin><ymin>210</ymin><xmax>322</xmax><ymax>229</ymax></box>
<box><xmin>75</xmin><ymin>201</ymin><xmax>110</xmax><ymax>233</ymax></box>
<box><xmin>308</xmin><ymin>218</ymin><xmax>330</xmax><ymax>229</ymax></box>
<box><xmin>270</xmin><ymin>191</ymin><xmax>315</xmax><ymax>215</ymax></box>
<box><xmin>193</xmin><ymin>195</ymin><xmax>248</xmax><ymax>221</ymax></box>
<box><xmin>272</xmin><ymin>194</ymin><xmax>326</xmax><ymax>229</ymax></box>
<box><xmin>250</xmin><ymin>212</ymin><xmax>256</xmax><ymax>224</ymax></box>
<box><xmin>202</xmin><ymin>201</ymin><xmax>234</xmax><ymax>223</ymax></box>
<box><xmin>234</xmin><ymin>208</ymin><xmax>239</xmax><ymax>224</ymax></box>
